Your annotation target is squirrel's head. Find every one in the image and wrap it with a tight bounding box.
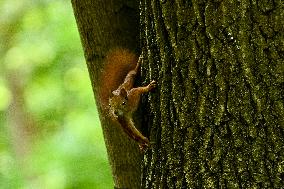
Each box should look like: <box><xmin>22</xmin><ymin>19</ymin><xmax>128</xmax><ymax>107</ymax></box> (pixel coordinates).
<box><xmin>109</xmin><ymin>88</ymin><xmax>128</xmax><ymax>117</ymax></box>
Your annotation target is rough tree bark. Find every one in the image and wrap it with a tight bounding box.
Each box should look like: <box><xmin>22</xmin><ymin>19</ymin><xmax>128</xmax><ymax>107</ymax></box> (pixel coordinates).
<box><xmin>140</xmin><ymin>0</ymin><xmax>284</xmax><ymax>188</ymax></box>
<box><xmin>72</xmin><ymin>0</ymin><xmax>284</xmax><ymax>188</ymax></box>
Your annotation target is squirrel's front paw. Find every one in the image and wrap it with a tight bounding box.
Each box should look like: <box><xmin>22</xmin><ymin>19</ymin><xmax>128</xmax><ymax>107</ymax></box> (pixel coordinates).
<box><xmin>148</xmin><ymin>80</ymin><xmax>157</xmax><ymax>90</ymax></box>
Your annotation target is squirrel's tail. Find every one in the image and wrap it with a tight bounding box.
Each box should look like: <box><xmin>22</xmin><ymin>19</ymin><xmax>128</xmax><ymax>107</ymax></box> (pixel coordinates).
<box><xmin>98</xmin><ymin>48</ymin><xmax>138</xmax><ymax>111</ymax></box>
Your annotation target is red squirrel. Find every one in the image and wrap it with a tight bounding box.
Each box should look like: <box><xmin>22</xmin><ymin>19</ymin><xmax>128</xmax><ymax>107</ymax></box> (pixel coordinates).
<box><xmin>99</xmin><ymin>48</ymin><xmax>156</xmax><ymax>150</ymax></box>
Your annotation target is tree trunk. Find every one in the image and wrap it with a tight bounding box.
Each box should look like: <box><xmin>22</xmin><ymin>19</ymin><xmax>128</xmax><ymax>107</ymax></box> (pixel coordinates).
<box><xmin>71</xmin><ymin>1</ymin><xmax>143</xmax><ymax>188</ymax></box>
<box><xmin>72</xmin><ymin>0</ymin><xmax>284</xmax><ymax>188</ymax></box>
<box><xmin>140</xmin><ymin>0</ymin><xmax>284</xmax><ymax>188</ymax></box>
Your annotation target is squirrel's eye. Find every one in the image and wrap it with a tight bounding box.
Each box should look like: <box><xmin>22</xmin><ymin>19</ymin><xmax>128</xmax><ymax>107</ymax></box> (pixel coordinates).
<box><xmin>122</xmin><ymin>101</ymin><xmax>126</xmax><ymax>105</ymax></box>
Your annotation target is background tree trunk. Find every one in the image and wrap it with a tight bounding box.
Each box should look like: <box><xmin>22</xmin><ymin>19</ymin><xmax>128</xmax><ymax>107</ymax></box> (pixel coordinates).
<box><xmin>72</xmin><ymin>0</ymin><xmax>283</xmax><ymax>188</ymax></box>
<box><xmin>140</xmin><ymin>0</ymin><xmax>284</xmax><ymax>188</ymax></box>
<box><xmin>71</xmin><ymin>1</ymin><xmax>142</xmax><ymax>188</ymax></box>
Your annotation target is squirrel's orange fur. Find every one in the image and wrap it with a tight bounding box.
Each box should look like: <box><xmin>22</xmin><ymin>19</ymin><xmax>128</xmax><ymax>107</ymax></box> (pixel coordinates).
<box><xmin>98</xmin><ymin>48</ymin><xmax>156</xmax><ymax>150</ymax></box>
<box><xmin>99</xmin><ymin>48</ymin><xmax>138</xmax><ymax>109</ymax></box>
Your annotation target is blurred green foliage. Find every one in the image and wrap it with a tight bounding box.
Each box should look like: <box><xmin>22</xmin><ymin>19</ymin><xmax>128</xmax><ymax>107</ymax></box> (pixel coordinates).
<box><xmin>0</xmin><ymin>0</ymin><xmax>112</xmax><ymax>188</ymax></box>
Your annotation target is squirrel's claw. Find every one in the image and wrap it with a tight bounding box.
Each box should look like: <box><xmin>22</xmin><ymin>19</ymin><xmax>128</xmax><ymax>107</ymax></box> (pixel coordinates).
<box><xmin>148</xmin><ymin>80</ymin><xmax>157</xmax><ymax>91</ymax></box>
<box><xmin>139</xmin><ymin>142</ymin><xmax>149</xmax><ymax>152</ymax></box>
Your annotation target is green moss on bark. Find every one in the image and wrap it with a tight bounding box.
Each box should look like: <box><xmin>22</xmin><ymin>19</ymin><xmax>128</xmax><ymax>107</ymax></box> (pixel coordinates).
<box><xmin>141</xmin><ymin>0</ymin><xmax>284</xmax><ymax>188</ymax></box>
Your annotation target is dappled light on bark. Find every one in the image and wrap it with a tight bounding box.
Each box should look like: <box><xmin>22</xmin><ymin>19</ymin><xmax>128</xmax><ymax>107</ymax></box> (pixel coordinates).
<box><xmin>140</xmin><ymin>0</ymin><xmax>283</xmax><ymax>188</ymax></box>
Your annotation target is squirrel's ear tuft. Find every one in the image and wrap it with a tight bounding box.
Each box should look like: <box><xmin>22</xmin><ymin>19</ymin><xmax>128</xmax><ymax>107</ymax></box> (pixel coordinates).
<box><xmin>120</xmin><ymin>88</ymin><xmax>127</xmax><ymax>98</ymax></box>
